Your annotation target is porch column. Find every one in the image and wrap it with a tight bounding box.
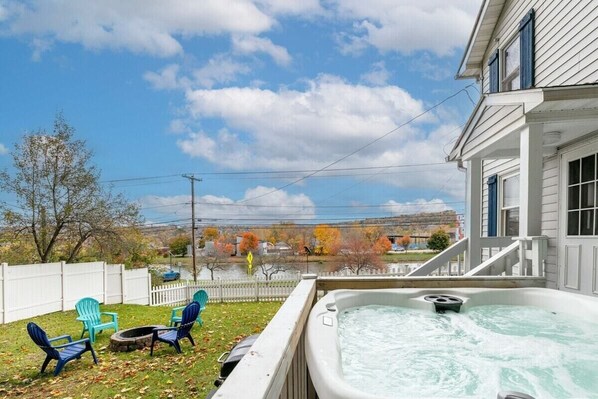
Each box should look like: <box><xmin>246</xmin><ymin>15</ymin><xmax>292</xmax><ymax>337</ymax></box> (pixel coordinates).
<box><xmin>465</xmin><ymin>158</ymin><xmax>482</xmax><ymax>271</ymax></box>
<box><xmin>519</xmin><ymin>124</ymin><xmax>543</xmax><ymax>236</ymax></box>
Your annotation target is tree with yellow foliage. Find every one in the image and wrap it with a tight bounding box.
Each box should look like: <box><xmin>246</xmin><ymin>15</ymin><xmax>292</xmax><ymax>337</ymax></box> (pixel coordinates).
<box><xmin>313</xmin><ymin>224</ymin><xmax>341</xmax><ymax>255</ymax></box>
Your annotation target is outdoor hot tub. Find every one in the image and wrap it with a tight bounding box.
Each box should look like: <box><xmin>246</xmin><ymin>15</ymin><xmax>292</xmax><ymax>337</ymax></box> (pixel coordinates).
<box><xmin>305</xmin><ymin>288</ymin><xmax>598</xmax><ymax>399</ymax></box>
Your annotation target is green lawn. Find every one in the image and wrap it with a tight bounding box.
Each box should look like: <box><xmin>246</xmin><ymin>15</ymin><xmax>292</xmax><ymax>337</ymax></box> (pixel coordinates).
<box><xmin>382</xmin><ymin>252</ymin><xmax>437</xmax><ymax>262</ymax></box>
<box><xmin>0</xmin><ymin>302</ymin><xmax>281</xmax><ymax>398</ymax></box>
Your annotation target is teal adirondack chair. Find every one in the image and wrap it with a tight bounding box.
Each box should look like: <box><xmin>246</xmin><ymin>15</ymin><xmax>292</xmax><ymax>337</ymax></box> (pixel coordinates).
<box><xmin>170</xmin><ymin>290</ymin><xmax>208</xmax><ymax>327</ymax></box>
<box><xmin>75</xmin><ymin>297</ymin><xmax>118</xmax><ymax>343</ymax></box>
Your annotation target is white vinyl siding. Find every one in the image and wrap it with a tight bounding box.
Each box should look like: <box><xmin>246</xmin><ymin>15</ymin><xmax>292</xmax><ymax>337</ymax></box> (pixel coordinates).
<box><xmin>479</xmin><ymin>156</ymin><xmax>559</xmax><ymax>289</ymax></box>
<box><xmin>542</xmin><ymin>155</ymin><xmax>559</xmax><ymax>289</ymax></box>
<box><xmin>461</xmin><ymin>104</ymin><xmax>523</xmax><ymax>158</ymax></box>
<box><xmin>481</xmin><ymin>159</ymin><xmax>519</xmax><ymax>261</ymax></box>
<box><xmin>481</xmin><ymin>0</ymin><xmax>598</xmax><ymax>93</ymax></box>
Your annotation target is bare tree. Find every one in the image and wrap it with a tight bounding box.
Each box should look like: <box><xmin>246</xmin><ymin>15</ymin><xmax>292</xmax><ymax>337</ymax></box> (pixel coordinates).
<box><xmin>201</xmin><ymin>239</ymin><xmax>234</xmax><ymax>280</ymax></box>
<box><xmin>254</xmin><ymin>253</ymin><xmax>295</xmax><ymax>281</ymax></box>
<box><xmin>336</xmin><ymin>232</ymin><xmax>385</xmax><ymax>275</ymax></box>
<box><xmin>0</xmin><ymin>114</ymin><xmax>140</xmax><ymax>263</ymax></box>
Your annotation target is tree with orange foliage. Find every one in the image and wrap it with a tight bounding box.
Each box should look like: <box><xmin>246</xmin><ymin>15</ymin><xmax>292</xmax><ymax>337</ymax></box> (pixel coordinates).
<box><xmin>363</xmin><ymin>226</ymin><xmax>383</xmax><ymax>244</ymax></box>
<box><xmin>399</xmin><ymin>235</ymin><xmax>411</xmax><ymax>250</ymax></box>
<box><xmin>313</xmin><ymin>224</ymin><xmax>341</xmax><ymax>255</ymax></box>
<box><xmin>337</xmin><ymin>231</ymin><xmax>385</xmax><ymax>275</ymax></box>
<box><xmin>239</xmin><ymin>231</ymin><xmax>259</xmax><ymax>255</ymax></box>
<box><xmin>373</xmin><ymin>236</ymin><xmax>392</xmax><ymax>255</ymax></box>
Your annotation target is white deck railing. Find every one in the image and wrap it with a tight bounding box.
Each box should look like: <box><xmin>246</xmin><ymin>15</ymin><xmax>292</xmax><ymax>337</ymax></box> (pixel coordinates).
<box><xmin>466</xmin><ymin>236</ymin><xmax>548</xmax><ymax>277</ymax></box>
<box><xmin>407</xmin><ymin>236</ymin><xmax>548</xmax><ymax>277</ymax></box>
<box><xmin>406</xmin><ymin>237</ymin><xmax>468</xmax><ymax>276</ymax></box>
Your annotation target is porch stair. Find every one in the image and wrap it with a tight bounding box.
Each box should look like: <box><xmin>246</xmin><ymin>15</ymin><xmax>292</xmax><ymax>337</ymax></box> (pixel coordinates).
<box><xmin>407</xmin><ymin>238</ymin><xmax>468</xmax><ymax>277</ymax></box>
<box><xmin>465</xmin><ymin>242</ymin><xmax>519</xmax><ymax>276</ymax></box>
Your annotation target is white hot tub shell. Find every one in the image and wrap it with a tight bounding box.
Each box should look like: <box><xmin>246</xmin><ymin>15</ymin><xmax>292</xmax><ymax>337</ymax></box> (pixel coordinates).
<box><xmin>304</xmin><ymin>287</ymin><xmax>598</xmax><ymax>399</ymax></box>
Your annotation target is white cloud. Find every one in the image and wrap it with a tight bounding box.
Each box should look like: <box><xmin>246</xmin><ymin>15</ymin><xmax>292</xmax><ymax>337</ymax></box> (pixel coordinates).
<box><xmin>232</xmin><ymin>35</ymin><xmax>291</xmax><ymax>66</ymax></box>
<box><xmin>381</xmin><ymin>198</ymin><xmax>452</xmax><ymax>215</ymax></box>
<box><xmin>0</xmin><ymin>143</ymin><xmax>8</xmax><ymax>155</ymax></box>
<box><xmin>174</xmin><ymin>75</ymin><xmax>466</xmax><ymax>197</ymax></box>
<box><xmin>255</xmin><ymin>0</ymin><xmax>324</xmax><ymax>16</ymax></box>
<box><xmin>192</xmin><ymin>55</ymin><xmax>251</xmax><ymax>88</ymax></box>
<box><xmin>360</xmin><ymin>61</ymin><xmax>390</xmax><ymax>86</ymax></box>
<box><xmin>334</xmin><ymin>0</ymin><xmax>480</xmax><ymax>57</ymax></box>
<box><xmin>179</xmin><ymin>75</ymin><xmax>428</xmax><ymax>168</ymax></box>
<box><xmin>2</xmin><ymin>0</ymin><xmax>273</xmax><ymax>57</ymax></box>
<box><xmin>141</xmin><ymin>187</ymin><xmax>316</xmax><ymax>224</ymax></box>
<box><xmin>144</xmin><ymin>56</ymin><xmax>251</xmax><ymax>91</ymax></box>
<box><xmin>143</xmin><ymin>64</ymin><xmax>182</xmax><ymax>90</ymax></box>
<box><xmin>410</xmin><ymin>54</ymin><xmax>453</xmax><ymax>81</ymax></box>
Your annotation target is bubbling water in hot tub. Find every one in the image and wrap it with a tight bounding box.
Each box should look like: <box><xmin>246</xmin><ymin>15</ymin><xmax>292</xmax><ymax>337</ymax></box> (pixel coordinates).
<box><xmin>338</xmin><ymin>304</ymin><xmax>598</xmax><ymax>398</ymax></box>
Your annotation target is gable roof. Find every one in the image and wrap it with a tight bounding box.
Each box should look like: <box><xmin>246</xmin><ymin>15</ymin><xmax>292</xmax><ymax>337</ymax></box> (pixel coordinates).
<box><xmin>457</xmin><ymin>0</ymin><xmax>506</xmax><ymax>79</ymax></box>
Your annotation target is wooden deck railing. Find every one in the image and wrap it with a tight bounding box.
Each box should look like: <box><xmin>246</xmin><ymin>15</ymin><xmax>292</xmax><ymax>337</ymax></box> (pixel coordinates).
<box><xmin>215</xmin><ymin>274</ymin><xmax>546</xmax><ymax>398</ymax></box>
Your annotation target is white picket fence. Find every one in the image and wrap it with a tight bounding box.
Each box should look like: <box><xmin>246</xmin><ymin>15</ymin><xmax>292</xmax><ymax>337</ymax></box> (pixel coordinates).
<box><xmin>150</xmin><ymin>275</ymin><xmax>302</xmax><ymax>306</ymax></box>
<box><xmin>0</xmin><ymin>262</ymin><xmax>151</xmax><ymax>324</ymax></box>
<box><xmin>149</xmin><ymin>267</ymin><xmax>417</xmax><ymax>307</ymax></box>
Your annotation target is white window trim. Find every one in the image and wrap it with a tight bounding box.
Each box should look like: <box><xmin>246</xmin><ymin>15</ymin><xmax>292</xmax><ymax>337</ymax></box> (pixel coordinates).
<box><xmin>501</xmin><ymin>32</ymin><xmax>520</xmax><ymax>92</ymax></box>
<box><xmin>499</xmin><ymin>171</ymin><xmax>520</xmax><ymax>236</ymax></box>
<box><xmin>566</xmin><ymin>152</ymin><xmax>598</xmax><ymax>237</ymax></box>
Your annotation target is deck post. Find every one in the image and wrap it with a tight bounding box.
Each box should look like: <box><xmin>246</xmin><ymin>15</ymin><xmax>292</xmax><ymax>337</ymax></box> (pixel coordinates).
<box><xmin>465</xmin><ymin>158</ymin><xmax>482</xmax><ymax>271</ymax></box>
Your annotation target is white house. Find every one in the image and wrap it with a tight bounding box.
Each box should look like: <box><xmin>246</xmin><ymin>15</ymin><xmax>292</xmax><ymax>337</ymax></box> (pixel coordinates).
<box><xmin>409</xmin><ymin>0</ymin><xmax>598</xmax><ymax>297</ymax></box>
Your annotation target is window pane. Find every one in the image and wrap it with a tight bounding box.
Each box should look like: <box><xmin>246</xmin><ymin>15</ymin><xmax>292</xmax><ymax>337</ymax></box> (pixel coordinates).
<box><xmin>568</xmin><ymin>185</ymin><xmax>580</xmax><ymax>210</ymax></box>
<box><xmin>582</xmin><ymin>155</ymin><xmax>595</xmax><ymax>182</ymax></box>
<box><xmin>581</xmin><ymin>183</ymin><xmax>595</xmax><ymax>208</ymax></box>
<box><xmin>503</xmin><ymin>175</ymin><xmax>520</xmax><ymax>208</ymax></box>
<box><xmin>581</xmin><ymin>210</ymin><xmax>594</xmax><ymax>235</ymax></box>
<box><xmin>569</xmin><ymin>160</ymin><xmax>580</xmax><ymax>185</ymax></box>
<box><xmin>509</xmin><ymin>76</ymin><xmax>520</xmax><ymax>91</ymax></box>
<box><xmin>568</xmin><ymin>211</ymin><xmax>579</xmax><ymax>235</ymax></box>
<box><xmin>505</xmin><ymin>208</ymin><xmax>519</xmax><ymax>236</ymax></box>
<box><xmin>505</xmin><ymin>38</ymin><xmax>520</xmax><ymax>76</ymax></box>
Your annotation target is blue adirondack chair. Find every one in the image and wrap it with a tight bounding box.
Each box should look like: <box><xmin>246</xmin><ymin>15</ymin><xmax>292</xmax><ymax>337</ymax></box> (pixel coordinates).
<box><xmin>75</xmin><ymin>297</ymin><xmax>118</xmax><ymax>343</ymax></box>
<box><xmin>170</xmin><ymin>289</ymin><xmax>208</xmax><ymax>327</ymax></box>
<box><xmin>151</xmin><ymin>301</ymin><xmax>200</xmax><ymax>355</ymax></box>
<box><xmin>27</xmin><ymin>322</ymin><xmax>98</xmax><ymax>376</ymax></box>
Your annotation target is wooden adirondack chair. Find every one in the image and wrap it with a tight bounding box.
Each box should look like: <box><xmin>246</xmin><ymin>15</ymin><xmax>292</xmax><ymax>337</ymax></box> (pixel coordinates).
<box><xmin>27</xmin><ymin>322</ymin><xmax>98</xmax><ymax>376</ymax></box>
<box><xmin>151</xmin><ymin>301</ymin><xmax>200</xmax><ymax>355</ymax></box>
<box><xmin>75</xmin><ymin>297</ymin><xmax>118</xmax><ymax>343</ymax></box>
<box><xmin>170</xmin><ymin>289</ymin><xmax>208</xmax><ymax>327</ymax></box>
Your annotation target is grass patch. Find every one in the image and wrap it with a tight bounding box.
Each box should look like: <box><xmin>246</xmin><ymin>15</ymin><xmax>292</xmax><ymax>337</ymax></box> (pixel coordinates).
<box><xmin>0</xmin><ymin>301</ymin><xmax>281</xmax><ymax>398</ymax></box>
<box><xmin>382</xmin><ymin>252</ymin><xmax>437</xmax><ymax>262</ymax></box>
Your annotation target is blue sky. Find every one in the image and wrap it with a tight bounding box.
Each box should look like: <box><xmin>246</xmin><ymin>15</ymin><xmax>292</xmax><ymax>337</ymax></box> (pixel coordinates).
<box><xmin>0</xmin><ymin>0</ymin><xmax>482</xmax><ymax>227</ymax></box>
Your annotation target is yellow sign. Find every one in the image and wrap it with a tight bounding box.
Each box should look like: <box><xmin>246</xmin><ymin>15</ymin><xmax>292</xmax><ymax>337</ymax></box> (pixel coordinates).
<box><xmin>247</xmin><ymin>251</ymin><xmax>253</xmax><ymax>275</ymax></box>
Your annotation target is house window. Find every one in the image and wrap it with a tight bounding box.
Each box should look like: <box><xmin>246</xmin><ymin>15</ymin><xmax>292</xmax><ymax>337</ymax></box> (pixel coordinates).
<box><xmin>501</xmin><ymin>174</ymin><xmax>519</xmax><ymax>236</ymax></box>
<box><xmin>487</xmin><ymin>9</ymin><xmax>534</xmax><ymax>93</ymax></box>
<box><xmin>567</xmin><ymin>153</ymin><xmax>598</xmax><ymax>236</ymax></box>
<box><xmin>502</xmin><ymin>36</ymin><xmax>520</xmax><ymax>91</ymax></box>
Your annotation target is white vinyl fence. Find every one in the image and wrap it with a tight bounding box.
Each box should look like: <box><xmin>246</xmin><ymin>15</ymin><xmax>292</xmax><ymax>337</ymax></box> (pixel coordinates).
<box><xmin>0</xmin><ymin>262</ymin><xmax>151</xmax><ymax>324</ymax></box>
<box><xmin>150</xmin><ymin>275</ymin><xmax>302</xmax><ymax>306</ymax></box>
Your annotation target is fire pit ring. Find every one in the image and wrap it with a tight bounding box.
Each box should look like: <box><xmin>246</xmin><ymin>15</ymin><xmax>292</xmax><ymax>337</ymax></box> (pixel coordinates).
<box><xmin>110</xmin><ymin>325</ymin><xmax>167</xmax><ymax>352</ymax></box>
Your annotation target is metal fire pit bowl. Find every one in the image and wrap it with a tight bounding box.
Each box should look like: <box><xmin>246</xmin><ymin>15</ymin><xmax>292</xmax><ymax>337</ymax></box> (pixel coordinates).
<box><xmin>109</xmin><ymin>325</ymin><xmax>166</xmax><ymax>352</ymax></box>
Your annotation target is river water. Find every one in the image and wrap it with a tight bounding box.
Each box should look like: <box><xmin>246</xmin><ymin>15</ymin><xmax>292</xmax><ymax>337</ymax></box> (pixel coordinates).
<box><xmin>156</xmin><ymin>261</ymin><xmax>424</xmax><ymax>280</ymax></box>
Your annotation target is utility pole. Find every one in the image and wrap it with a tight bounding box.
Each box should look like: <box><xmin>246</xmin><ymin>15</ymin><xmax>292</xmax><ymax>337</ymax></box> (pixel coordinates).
<box><xmin>182</xmin><ymin>174</ymin><xmax>202</xmax><ymax>282</ymax></box>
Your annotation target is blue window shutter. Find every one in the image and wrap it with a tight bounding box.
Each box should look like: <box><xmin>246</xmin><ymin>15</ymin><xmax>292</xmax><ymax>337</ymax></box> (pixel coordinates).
<box><xmin>519</xmin><ymin>9</ymin><xmax>535</xmax><ymax>89</ymax></box>
<box><xmin>487</xmin><ymin>175</ymin><xmax>498</xmax><ymax>237</ymax></box>
<box><xmin>488</xmin><ymin>50</ymin><xmax>500</xmax><ymax>93</ymax></box>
